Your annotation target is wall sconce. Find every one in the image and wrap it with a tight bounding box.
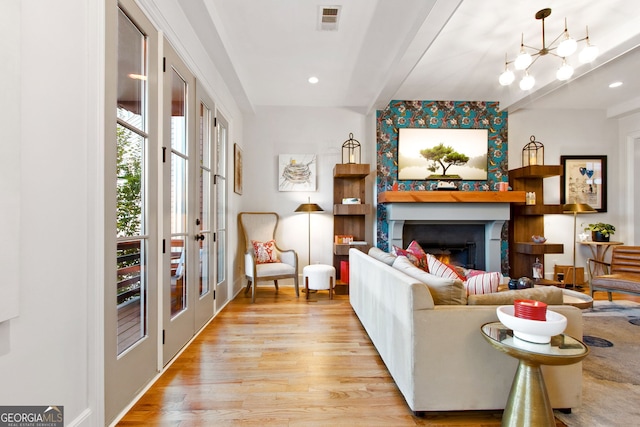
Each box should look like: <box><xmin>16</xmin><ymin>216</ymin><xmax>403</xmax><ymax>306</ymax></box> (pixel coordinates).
<box><xmin>522</xmin><ymin>135</ymin><xmax>544</xmax><ymax>166</ymax></box>
<box><xmin>342</xmin><ymin>133</ymin><xmax>361</xmax><ymax>164</ymax></box>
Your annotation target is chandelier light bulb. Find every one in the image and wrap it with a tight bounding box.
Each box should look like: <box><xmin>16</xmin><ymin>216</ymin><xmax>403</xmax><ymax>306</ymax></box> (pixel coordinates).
<box><xmin>557</xmin><ymin>20</ymin><xmax>577</xmax><ymax>57</ymax></box>
<box><xmin>519</xmin><ymin>72</ymin><xmax>535</xmax><ymax>91</ymax></box>
<box><xmin>579</xmin><ymin>28</ymin><xmax>598</xmax><ymax>63</ymax></box>
<box><xmin>499</xmin><ymin>68</ymin><xmax>515</xmax><ymax>86</ymax></box>
<box><xmin>556</xmin><ymin>60</ymin><xmax>574</xmax><ymax>81</ymax></box>
<box><xmin>579</xmin><ymin>43</ymin><xmax>598</xmax><ymax>63</ymax></box>
<box><xmin>514</xmin><ymin>51</ymin><xmax>532</xmax><ymax>70</ymax></box>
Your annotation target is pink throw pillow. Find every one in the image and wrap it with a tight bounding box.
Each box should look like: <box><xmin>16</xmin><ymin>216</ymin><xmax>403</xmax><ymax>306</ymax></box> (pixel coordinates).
<box><xmin>392</xmin><ymin>240</ymin><xmax>429</xmax><ymax>271</ymax></box>
<box><xmin>251</xmin><ymin>240</ymin><xmax>279</xmax><ymax>264</ymax></box>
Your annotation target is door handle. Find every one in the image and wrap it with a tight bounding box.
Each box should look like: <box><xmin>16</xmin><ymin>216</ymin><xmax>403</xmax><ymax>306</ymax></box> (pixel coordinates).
<box><xmin>195</xmin><ymin>234</ymin><xmax>205</xmax><ymax>241</ymax></box>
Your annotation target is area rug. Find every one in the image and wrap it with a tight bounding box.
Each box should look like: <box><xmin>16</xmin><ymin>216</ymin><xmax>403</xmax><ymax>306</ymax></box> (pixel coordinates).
<box><xmin>554</xmin><ymin>310</ymin><xmax>640</xmax><ymax>426</ymax></box>
<box><xmin>581</xmin><ymin>299</ymin><xmax>640</xmax><ymax>318</ymax></box>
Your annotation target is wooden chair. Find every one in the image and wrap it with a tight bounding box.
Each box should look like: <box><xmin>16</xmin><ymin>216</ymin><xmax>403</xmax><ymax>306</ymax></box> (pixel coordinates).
<box><xmin>588</xmin><ymin>245</ymin><xmax>640</xmax><ymax>301</ymax></box>
<box><xmin>239</xmin><ymin>212</ymin><xmax>299</xmax><ymax>302</ymax></box>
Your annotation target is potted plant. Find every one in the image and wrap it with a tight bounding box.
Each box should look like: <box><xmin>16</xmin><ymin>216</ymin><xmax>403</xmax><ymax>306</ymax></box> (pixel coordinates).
<box><xmin>585</xmin><ymin>222</ymin><xmax>616</xmax><ymax>242</ymax></box>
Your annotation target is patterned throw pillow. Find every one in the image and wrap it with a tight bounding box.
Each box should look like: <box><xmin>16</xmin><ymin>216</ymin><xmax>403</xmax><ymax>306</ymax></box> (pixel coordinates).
<box><xmin>392</xmin><ymin>240</ymin><xmax>429</xmax><ymax>271</ymax></box>
<box><xmin>426</xmin><ymin>253</ymin><xmax>464</xmax><ymax>280</ymax></box>
<box><xmin>251</xmin><ymin>240</ymin><xmax>279</xmax><ymax>264</ymax></box>
<box><xmin>464</xmin><ymin>272</ymin><xmax>501</xmax><ymax>296</ymax></box>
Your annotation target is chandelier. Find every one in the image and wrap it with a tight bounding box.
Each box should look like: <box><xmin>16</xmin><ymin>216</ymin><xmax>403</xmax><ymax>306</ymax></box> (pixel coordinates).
<box><xmin>499</xmin><ymin>8</ymin><xmax>598</xmax><ymax>90</ymax></box>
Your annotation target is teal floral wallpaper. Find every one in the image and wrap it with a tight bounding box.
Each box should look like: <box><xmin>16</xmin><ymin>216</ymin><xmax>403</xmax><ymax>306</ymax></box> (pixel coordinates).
<box><xmin>375</xmin><ymin>100</ymin><xmax>509</xmax><ymax>271</ymax></box>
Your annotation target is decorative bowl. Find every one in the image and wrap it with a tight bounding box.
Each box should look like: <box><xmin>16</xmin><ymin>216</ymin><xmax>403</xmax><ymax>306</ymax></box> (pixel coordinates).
<box><xmin>531</xmin><ymin>235</ymin><xmax>547</xmax><ymax>243</ymax></box>
<box><xmin>496</xmin><ymin>305</ymin><xmax>567</xmax><ymax>344</ymax></box>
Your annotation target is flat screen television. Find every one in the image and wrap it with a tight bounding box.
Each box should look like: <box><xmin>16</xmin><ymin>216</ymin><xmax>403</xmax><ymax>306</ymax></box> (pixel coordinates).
<box><xmin>397</xmin><ymin>128</ymin><xmax>489</xmax><ymax>181</ymax></box>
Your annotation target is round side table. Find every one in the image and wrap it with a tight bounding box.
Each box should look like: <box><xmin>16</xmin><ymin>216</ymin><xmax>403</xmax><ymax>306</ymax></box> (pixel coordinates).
<box><xmin>579</xmin><ymin>241</ymin><xmax>623</xmax><ymax>276</ymax></box>
<box><xmin>481</xmin><ymin>322</ymin><xmax>589</xmax><ymax>427</ymax></box>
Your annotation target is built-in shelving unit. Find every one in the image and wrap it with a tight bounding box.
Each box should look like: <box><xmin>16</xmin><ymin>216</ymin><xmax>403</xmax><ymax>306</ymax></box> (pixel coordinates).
<box><xmin>333</xmin><ymin>164</ymin><xmax>372</xmax><ymax>294</ymax></box>
<box><xmin>508</xmin><ymin>165</ymin><xmax>564</xmax><ymax>278</ymax></box>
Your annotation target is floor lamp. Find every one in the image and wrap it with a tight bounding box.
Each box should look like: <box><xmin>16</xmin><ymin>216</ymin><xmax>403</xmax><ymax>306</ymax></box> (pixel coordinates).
<box><xmin>562</xmin><ymin>203</ymin><xmax>596</xmax><ymax>289</ymax></box>
<box><xmin>295</xmin><ymin>197</ymin><xmax>323</xmax><ymax>266</ymax></box>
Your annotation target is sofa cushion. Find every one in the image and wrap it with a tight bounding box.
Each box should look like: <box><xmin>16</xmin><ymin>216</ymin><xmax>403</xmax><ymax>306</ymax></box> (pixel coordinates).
<box><xmin>464</xmin><ymin>271</ymin><xmax>501</xmax><ymax>296</ymax></box>
<box><xmin>392</xmin><ymin>240</ymin><xmax>429</xmax><ymax>271</ymax></box>
<box><xmin>467</xmin><ymin>286</ymin><xmax>564</xmax><ymax>305</ymax></box>
<box><xmin>368</xmin><ymin>247</ymin><xmax>397</xmax><ymax>266</ymax></box>
<box><xmin>392</xmin><ymin>256</ymin><xmax>466</xmax><ymax>305</ymax></box>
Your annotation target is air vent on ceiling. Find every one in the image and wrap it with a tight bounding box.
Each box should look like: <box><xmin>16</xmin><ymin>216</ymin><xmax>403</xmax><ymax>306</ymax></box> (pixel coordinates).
<box><xmin>318</xmin><ymin>6</ymin><xmax>341</xmax><ymax>31</ymax></box>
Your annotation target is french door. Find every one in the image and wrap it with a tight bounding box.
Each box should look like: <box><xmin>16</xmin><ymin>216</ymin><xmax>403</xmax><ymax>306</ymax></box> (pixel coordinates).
<box><xmin>162</xmin><ymin>40</ymin><xmax>198</xmax><ymax>364</ymax></box>
<box><xmin>213</xmin><ymin>113</ymin><xmax>229</xmax><ymax>308</ymax></box>
<box><xmin>194</xmin><ymin>85</ymin><xmax>216</xmax><ymax>328</ymax></box>
<box><xmin>105</xmin><ymin>1</ymin><xmax>159</xmax><ymax>423</ymax></box>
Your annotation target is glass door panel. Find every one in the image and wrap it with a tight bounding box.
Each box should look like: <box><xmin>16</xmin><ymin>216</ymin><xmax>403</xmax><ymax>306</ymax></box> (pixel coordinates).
<box><xmin>194</xmin><ymin>93</ymin><xmax>215</xmax><ymax>328</ymax></box>
<box><xmin>105</xmin><ymin>2</ymin><xmax>159</xmax><ymax>423</ymax></box>
<box><xmin>214</xmin><ymin>114</ymin><xmax>228</xmax><ymax>307</ymax></box>
<box><xmin>163</xmin><ymin>40</ymin><xmax>196</xmax><ymax>365</ymax></box>
<box><xmin>170</xmin><ymin>150</ymin><xmax>187</xmax><ymax>317</ymax></box>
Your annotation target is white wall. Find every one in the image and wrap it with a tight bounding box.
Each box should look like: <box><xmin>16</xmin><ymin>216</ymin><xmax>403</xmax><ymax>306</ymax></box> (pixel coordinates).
<box><xmin>508</xmin><ymin>108</ymin><xmax>622</xmax><ymax>278</ymax></box>
<box><xmin>0</xmin><ymin>0</ymin><xmax>97</xmax><ymax>423</ymax></box>
<box><xmin>617</xmin><ymin>111</ymin><xmax>640</xmax><ymax>245</ymax></box>
<box><xmin>0</xmin><ymin>0</ymin><xmax>21</xmax><ymax>329</ymax></box>
<box><xmin>241</xmin><ymin>106</ymin><xmax>370</xmax><ymax>271</ymax></box>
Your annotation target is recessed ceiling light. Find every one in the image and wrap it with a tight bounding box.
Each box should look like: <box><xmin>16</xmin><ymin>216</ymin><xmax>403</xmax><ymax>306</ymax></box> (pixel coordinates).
<box><xmin>609</xmin><ymin>81</ymin><xmax>623</xmax><ymax>88</ymax></box>
<box><xmin>308</xmin><ymin>76</ymin><xmax>319</xmax><ymax>84</ymax></box>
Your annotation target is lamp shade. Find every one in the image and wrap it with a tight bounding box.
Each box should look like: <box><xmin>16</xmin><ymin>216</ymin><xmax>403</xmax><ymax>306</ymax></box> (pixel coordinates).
<box><xmin>295</xmin><ymin>202</ymin><xmax>323</xmax><ymax>213</ymax></box>
<box><xmin>562</xmin><ymin>203</ymin><xmax>596</xmax><ymax>214</ymax></box>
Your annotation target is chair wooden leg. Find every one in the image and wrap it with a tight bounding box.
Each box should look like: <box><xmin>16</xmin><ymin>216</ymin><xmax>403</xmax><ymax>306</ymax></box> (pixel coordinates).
<box><xmin>274</xmin><ymin>280</ymin><xmax>279</xmax><ymax>291</ymax></box>
<box><xmin>329</xmin><ymin>276</ymin><xmax>334</xmax><ymax>300</ymax></box>
<box><xmin>608</xmin><ymin>291</ymin><xmax>613</xmax><ymax>301</ymax></box>
<box><xmin>294</xmin><ymin>276</ymin><xmax>299</xmax><ymax>297</ymax></box>
<box><xmin>305</xmin><ymin>276</ymin><xmax>310</xmax><ymax>300</ymax></box>
<box><xmin>252</xmin><ymin>280</ymin><xmax>256</xmax><ymax>303</ymax></box>
<box><xmin>244</xmin><ymin>279</ymin><xmax>252</xmax><ymax>295</ymax></box>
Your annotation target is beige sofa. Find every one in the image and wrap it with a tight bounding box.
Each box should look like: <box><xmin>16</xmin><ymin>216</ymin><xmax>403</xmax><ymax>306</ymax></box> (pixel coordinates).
<box><xmin>348</xmin><ymin>248</ymin><xmax>584</xmax><ymax>414</ymax></box>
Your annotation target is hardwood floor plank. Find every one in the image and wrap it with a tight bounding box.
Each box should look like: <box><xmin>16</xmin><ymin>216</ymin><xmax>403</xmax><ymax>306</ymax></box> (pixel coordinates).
<box><xmin>117</xmin><ymin>286</ymin><xmax>583</xmax><ymax>426</ymax></box>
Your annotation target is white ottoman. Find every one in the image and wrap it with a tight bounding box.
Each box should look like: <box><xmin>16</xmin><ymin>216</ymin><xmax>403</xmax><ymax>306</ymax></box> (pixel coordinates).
<box><xmin>302</xmin><ymin>264</ymin><xmax>335</xmax><ymax>300</ymax></box>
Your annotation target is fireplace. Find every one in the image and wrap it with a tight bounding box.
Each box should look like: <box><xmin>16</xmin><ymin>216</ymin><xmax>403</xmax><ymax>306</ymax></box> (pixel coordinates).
<box><xmin>384</xmin><ymin>201</ymin><xmax>510</xmax><ymax>272</ymax></box>
<box><xmin>403</xmin><ymin>223</ymin><xmax>485</xmax><ymax>270</ymax></box>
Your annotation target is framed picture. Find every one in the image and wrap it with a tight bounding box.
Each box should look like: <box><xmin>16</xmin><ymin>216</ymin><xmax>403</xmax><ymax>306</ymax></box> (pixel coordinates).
<box><xmin>278</xmin><ymin>154</ymin><xmax>317</xmax><ymax>191</ymax></box>
<box><xmin>560</xmin><ymin>155</ymin><xmax>607</xmax><ymax>212</ymax></box>
<box><xmin>234</xmin><ymin>143</ymin><xmax>243</xmax><ymax>195</ymax></box>
<box><xmin>397</xmin><ymin>128</ymin><xmax>489</xmax><ymax>180</ymax></box>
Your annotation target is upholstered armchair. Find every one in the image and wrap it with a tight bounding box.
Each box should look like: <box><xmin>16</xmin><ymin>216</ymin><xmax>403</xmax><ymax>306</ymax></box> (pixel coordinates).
<box><xmin>239</xmin><ymin>212</ymin><xmax>299</xmax><ymax>302</ymax></box>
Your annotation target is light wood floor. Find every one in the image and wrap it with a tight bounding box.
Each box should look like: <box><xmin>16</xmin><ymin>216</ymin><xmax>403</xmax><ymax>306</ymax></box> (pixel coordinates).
<box><xmin>118</xmin><ymin>283</ymin><xmax>635</xmax><ymax>426</ymax></box>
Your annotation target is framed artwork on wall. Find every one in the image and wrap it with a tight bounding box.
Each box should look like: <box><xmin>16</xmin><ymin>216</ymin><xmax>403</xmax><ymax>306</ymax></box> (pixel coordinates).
<box><xmin>397</xmin><ymin>128</ymin><xmax>489</xmax><ymax>181</ymax></box>
<box><xmin>560</xmin><ymin>155</ymin><xmax>607</xmax><ymax>212</ymax></box>
<box><xmin>278</xmin><ymin>154</ymin><xmax>317</xmax><ymax>191</ymax></box>
<box><xmin>234</xmin><ymin>143</ymin><xmax>243</xmax><ymax>195</ymax></box>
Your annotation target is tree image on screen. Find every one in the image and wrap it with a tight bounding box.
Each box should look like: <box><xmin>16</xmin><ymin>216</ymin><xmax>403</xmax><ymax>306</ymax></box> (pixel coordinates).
<box><xmin>420</xmin><ymin>143</ymin><xmax>469</xmax><ymax>179</ymax></box>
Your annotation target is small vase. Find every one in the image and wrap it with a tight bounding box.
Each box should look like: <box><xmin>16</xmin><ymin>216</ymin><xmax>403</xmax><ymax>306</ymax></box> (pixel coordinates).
<box><xmin>592</xmin><ymin>231</ymin><xmax>610</xmax><ymax>242</ymax></box>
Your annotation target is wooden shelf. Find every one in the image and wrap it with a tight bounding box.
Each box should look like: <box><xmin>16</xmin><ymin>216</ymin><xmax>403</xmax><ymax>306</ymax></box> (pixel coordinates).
<box><xmin>333</xmin><ymin>204</ymin><xmax>371</xmax><ymax>215</ymax></box>
<box><xmin>333</xmin><ymin>164</ymin><xmax>372</xmax><ymax>293</ymax></box>
<box><xmin>378</xmin><ymin>191</ymin><xmax>525</xmax><ymax>204</ymax></box>
<box><xmin>508</xmin><ymin>165</ymin><xmax>565</xmax><ymax>278</ymax></box>
<box><xmin>334</xmin><ymin>243</ymin><xmax>371</xmax><ymax>256</ymax></box>
<box><xmin>513</xmin><ymin>242</ymin><xmax>564</xmax><ymax>255</ymax></box>
<box><xmin>333</xmin><ymin>163</ymin><xmax>370</xmax><ymax>178</ymax></box>
<box><xmin>512</xmin><ymin>204</ymin><xmax>564</xmax><ymax>215</ymax></box>
<box><xmin>509</xmin><ymin>165</ymin><xmax>563</xmax><ymax>179</ymax></box>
